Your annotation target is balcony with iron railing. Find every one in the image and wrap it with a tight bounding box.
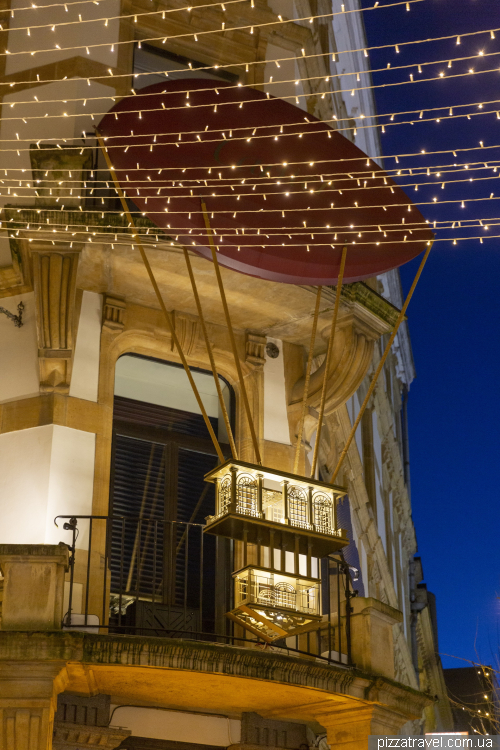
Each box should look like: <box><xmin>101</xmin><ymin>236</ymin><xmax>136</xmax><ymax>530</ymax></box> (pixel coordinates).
<box><xmin>204</xmin><ymin>460</ymin><xmax>349</xmax><ymax>559</ymax></box>
<box><xmin>54</xmin><ymin>514</ymin><xmax>354</xmax><ymax>666</ymax></box>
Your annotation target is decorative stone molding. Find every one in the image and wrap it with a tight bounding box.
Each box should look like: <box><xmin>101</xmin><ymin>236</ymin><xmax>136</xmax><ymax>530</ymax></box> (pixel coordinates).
<box><xmin>53</xmin><ymin>722</ymin><xmax>130</xmax><ymax>749</ymax></box>
<box><xmin>238</xmin><ymin>712</ymin><xmax>307</xmax><ymax>750</ymax></box>
<box><xmin>0</xmin><ymin>235</ymin><xmax>31</xmax><ymax>292</ymax></box>
<box><xmin>245</xmin><ymin>331</ymin><xmax>267</xmax><ymax>370</ymax></box>
<box><xmin>0</xmin><ymin>631</ymin><xmax>431</xmax><ymax>724</ymax></box>
<box><xmin>348</xmin><ymin>597</ymin><xmax>403</xmax><ymax>680</ymax></box>
<box><xmin>0</xmin><ymin>543</ymin><xmax>69</xmax><ymax>630</ymax></box>
<box><xmin>29</xmin><ymin>144</ymin><xmax>93</xmax><ymax>208</ymax></box>
<box><xmin>0</xmin><ymin>662</ymin><xmax>69</xmax><ymax>750</ymax></box>
<box><xmin>102</xmin><ymin>296</ymin><xmax>126</xmax><ymax>332</ymax></box>
<box><xmin>170</xmin><ymin>310</ymin><xmax>200</xmax><ymax>356</ymax></box>
<box><xmin>289</xmin><ymin>283</ymin><xmax>397</xmax><ymax>421</ymax></box>
<box><xmin>30</xmin><ymin>241</ymin><xmax>83</xmax><ymax>392</ymax></box>
<box><xmin>55</xmin><ymin>692</ymin><xmax>110</xmax><ymax>727</ymax></box>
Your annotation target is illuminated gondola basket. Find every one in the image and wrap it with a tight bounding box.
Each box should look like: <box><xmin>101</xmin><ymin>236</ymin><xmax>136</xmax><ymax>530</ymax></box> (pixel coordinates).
<box><xmin>227</xmin><ymin>565</ymin><xmax>322</xmax><ymax>641</ymax></box>
<box><xmin>204</xmin><ymin>460</ymin><xmax>348</xmax><ymax>558</ymax></box>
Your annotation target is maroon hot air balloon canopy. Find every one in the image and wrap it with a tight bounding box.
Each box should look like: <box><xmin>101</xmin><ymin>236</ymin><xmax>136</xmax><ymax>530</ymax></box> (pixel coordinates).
<box><xmin>99</xmin><ymin>79</ymin><xmax>433</xmax><ymax>285</ymax></box>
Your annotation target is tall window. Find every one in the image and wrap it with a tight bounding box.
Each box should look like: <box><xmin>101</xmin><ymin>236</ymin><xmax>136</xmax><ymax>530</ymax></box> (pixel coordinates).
<box><xmin>109</xmin><ymin>354</ymin><xmax>233</xmax><ymax>636</ymax></box>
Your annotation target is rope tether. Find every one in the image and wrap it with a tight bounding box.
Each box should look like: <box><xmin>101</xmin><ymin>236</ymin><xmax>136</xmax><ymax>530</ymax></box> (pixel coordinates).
<box><xmin>183</xmin><ymin>247</ymin><xmax>238</xmax><ymax>460</ymax></box>
<box><xmin>310</xmin><ymin>246</ymin><xmax>348</xmax><ymax>479</ymax></box>
<box><xmin>96</xmin><ymin>131</ymin><xmax>225</xmax><ymax>464</ymax></box>
<box><xmin>201</xmin><ymin>198</ymin><xmax>263</xmax><ymax>466</ymax></box>
<box><xmin>330</xmin><ymin>240</ymin><xmax>433</xmax><ymax>484</ymax></box>
<box><xmin>293</xmin><ymin>286</ymin><xmax>323</xmax><ymax>476</ymax></box>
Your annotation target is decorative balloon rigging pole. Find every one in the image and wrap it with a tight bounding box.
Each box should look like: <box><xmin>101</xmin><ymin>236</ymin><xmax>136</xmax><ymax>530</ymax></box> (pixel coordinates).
<box><xmin>330</xmin><ymin>240</ymin><xmax>433</xmax><ymax>485</ymax></box>
<box><xmin>201</xmin><ymin>197</ymin><xmax>262</xmax><ymax>466</ymax></box>
<box><xmin>95</xmin><ymin>82</ymin><xmax>433</xmax><ymax>646</ymax></box>
<box><xmin>95</xmin><ymin>129</ymin><xmax>226</xmax><ymax>464</ymax></box>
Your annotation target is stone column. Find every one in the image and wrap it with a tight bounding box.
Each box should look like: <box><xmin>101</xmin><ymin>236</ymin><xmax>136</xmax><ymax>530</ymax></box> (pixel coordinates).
<box><xmin>0</xmin><ymin>543</ymin><xmax>69</xmax><ymax>631</ymax></box>
<box><xmin>348</xmin><ymin>597</ymin><xmax>403</xmax><ymax>680</ymax></box>
<box><xmin>320</xmin><ymin>703</ymin><xmax>408</xmax><ymax>750</ymax></box>
<box><xmin>0</xmin><ymin>662</ymin><xmax>68</xmax><ymax>750</ymax></box>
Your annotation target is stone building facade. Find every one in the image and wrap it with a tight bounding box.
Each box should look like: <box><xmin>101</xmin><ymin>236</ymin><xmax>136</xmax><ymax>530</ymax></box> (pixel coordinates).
<box><xmin>0</xmin><ymin>0</ymin><xmax>452</xmax><ymax>747</ymax></box>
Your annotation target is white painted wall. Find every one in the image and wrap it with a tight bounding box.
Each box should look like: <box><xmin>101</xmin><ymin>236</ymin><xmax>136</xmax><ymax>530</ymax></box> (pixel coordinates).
<box><xmin>109</xmin><ymin>706</ymin><xmax>241</xmax><ymax>746</ymax></box>
<box><xmin>0</xmin><ymin>424</ymin><xmax>95</xmax><ymax>547</ymax></box>
<box><xmin>0</xmin><ymin>291</ymin><xmax>39</xmax><ymax>403</ymax></box>
<box><xmin>263</xmin><ymin>338</ymin><xmax>291</xmax><ymax>445</ymax></box>
<box><xmin>44</xmin><ymin>425</ymin><xmax>95</xmax><ymax>548</ymax></box>
<box><xmin>70</xmin><ymin>291</ymin><xmax>102</xmax><ymax>402</ymax></box>
<box><xmin>0</xmin><ymin>425</ymin><xmax>52</xmax><ymax>544</ymax></box>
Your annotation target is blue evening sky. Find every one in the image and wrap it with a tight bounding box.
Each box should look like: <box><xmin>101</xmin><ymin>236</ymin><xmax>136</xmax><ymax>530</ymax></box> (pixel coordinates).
<box><xmin>360</xmin><ymin>0</ymin><xmax>500</xmax><ymax>669</ymax></box>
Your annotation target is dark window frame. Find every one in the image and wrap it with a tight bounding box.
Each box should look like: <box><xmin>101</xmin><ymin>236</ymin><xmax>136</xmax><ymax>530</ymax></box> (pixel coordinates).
<box><xmin>109</xmin><ymin>354</ymin><xmax>235</xmax><ymax>634</ymax></box>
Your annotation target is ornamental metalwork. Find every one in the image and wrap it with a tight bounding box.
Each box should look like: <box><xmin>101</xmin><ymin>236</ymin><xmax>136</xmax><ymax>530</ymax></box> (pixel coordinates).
<box><xmin>312</xmin><ymin>491</ymin><xmax>334</xmax><ymax>534</ymax></box>
<box><xmin>236</xmin><ymin>473</ymin><xmax>258</xmax><ymax>517</ymax></box>
<box><xmin>288</xmin><ymin>485</ymin><xmax>310</xmax><ymax>530</ymax></box>
<box><xmin>274</xmin><ymin>581</ymin><xmax>297</xmax><ymax>609</ymax></box>
<box><xmin>218</xmin><ymin>474</ymin><xmax>232</xmax><ymax>517</ymax></box>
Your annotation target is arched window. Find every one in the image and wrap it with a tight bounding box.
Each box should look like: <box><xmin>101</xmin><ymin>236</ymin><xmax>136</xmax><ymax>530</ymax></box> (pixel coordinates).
<box><xmin>109</xmin><ymin>354</ymin><xmax>234</xmax><ymax>637</ymax></box>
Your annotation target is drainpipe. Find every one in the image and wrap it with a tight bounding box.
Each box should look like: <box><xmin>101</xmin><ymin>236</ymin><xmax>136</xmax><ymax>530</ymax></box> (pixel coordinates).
<box><xmin>402</xmin><ymin>386</ymin><xmax>411</xmax><ymax>501</ymax></box>
<box><xmin>409</xmin><ymin>558</ymin><xmax>426</xmax><ymax>687</ymax></box>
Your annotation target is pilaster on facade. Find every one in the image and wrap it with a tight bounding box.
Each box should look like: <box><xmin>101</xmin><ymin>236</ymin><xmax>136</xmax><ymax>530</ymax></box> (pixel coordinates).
<box><xmin>333</xmin><ymin>403</ymin><xmax>418</xmax><ymax>690</ymax></box>
<box><xmin>0</xmin><ymin>662</ymin><xmax>69</xmax><ymax>750</ymax></box>
<box><xmin>245</xmin><ymin>331</ymin><xmax>267</xmax><ymax>370</ymax></box>
<box><xmin>28</xmin><ymin>240</ymin><xmax>83</xmax><ymax>393</ymax></box>
<box><xmin>102</xmin><ymin>296</ymin><xmax>126</xmax><ymax>333</ymax></box>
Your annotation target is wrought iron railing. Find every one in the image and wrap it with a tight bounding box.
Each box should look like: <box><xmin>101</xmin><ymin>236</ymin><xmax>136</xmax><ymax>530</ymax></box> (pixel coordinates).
<box><xmin>55</xmin><ymin>514</ymin><xmax>354</xmax><ymax>666</ymax></box>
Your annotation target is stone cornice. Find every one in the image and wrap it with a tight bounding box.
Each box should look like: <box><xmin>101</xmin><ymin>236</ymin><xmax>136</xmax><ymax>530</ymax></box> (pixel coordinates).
<box><xmin>0</xmin><ymin>631</ymin><xmax>431</xmax><ymax>721</ymax></box>
<box><xmin>4</xmin><ymin>207</ymin><xmax>168</xmax><ymax>240</ymax></box>
<box><xmin>340</xmin><ymin>282</ymin><xmax>402</xmax><ymax>328</ymax></box>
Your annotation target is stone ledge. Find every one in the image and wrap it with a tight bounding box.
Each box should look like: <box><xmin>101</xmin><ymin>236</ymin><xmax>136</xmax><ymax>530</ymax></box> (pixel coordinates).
<box><xmin>0</xmin><ymin>543</ymin><xmax>69</xmax><ymax>560</ymax></box>
<box><xmin>0</xmin><ymin>631</ymin><xmax>431</xmax><ymax>721</ymax></box>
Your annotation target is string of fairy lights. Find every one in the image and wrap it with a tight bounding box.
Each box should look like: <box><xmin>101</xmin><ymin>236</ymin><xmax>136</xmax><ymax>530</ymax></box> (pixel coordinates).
<box><xmin>3</xmin><ymin>0</ymin><xmax>423</xmax><ymax>36</ymax></box>
<box><xmin>3</xmin><ymin>39</ymin><xmax>500</xmax><ymax>104</ymax></box>
<box><xmin>2</xmin><ymin>168</ymin><xmax>500</xmax><ymax>204</ymax></box>
<box><xmin>0</xmin><ymin>0</ymin><xmax>499</xmax><ymax>254</ymax></box>
<box><xmin>2</xmin><ymin>25</ymin><xmax>498</xmax><ymax>94</ymax></box>
<box><xmin>3</xmin><ymin>46</ymin><xmax>500</xmax><ymax>119</ymax></box>
<box><xmin>3</xmin><ymin>1</ymin><xmax>479</xmax><ymax>59</ymax></box>
<box><xmin>3</xmin><ymin>73</ymin><xmax>500</xmax><ymax>133</ymax></box>
<box><xmin>1</xmin><ymin>5</ymin><xmax>498</xmax><ymax>61</ymax></box>
<box><xmin>0</xmin><ymin>4</ymin><xmax>426</xmax><ymax>58</ymax></box>
<box><xmin>2</xmin><ymin>141</ymin><xmax>500</xmax><ymax>171</ymax></box>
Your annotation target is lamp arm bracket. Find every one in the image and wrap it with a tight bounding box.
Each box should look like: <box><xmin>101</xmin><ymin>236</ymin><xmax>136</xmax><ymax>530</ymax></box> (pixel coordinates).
<box><xmin>0</xmin><ymin>301</ymin><xmax>24</xmax><ymax>328</ymax></box>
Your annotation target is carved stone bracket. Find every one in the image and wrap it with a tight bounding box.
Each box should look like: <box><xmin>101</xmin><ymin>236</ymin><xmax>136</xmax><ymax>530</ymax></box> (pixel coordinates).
<box><xmin>170</xmin><ymin>310</ymin><xmax>200</xmax><ymax>356</ymax></box>
<box><xmin>53</xmin><ymin>722</ymin><xmax>130</xmax><ymax>749</ymax></box>
<box><xmin>102</xmin><ymin>295</ymin><xmax>126</xmax><ymax>332</ymax></box>
<box><xmin>30</xmin><ymin>241</ymin><xmax>83</xmax><ymax>393</ymax></box>
<box><xmin>290</xmin><ymin>284</ymin><xmax>397</xmax><ymax>419</ymax></box>
<box><xmin>245</xmin><ymin>331</ymin><xmax>266</xmax><ymax>370</ymax></box>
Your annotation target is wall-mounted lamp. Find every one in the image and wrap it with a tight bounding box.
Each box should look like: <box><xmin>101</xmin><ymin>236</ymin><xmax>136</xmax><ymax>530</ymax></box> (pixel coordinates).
<box><xmin>0</xmin><ymin>301</ymin><xmax>24</xmax><ymax>327</ymax></box>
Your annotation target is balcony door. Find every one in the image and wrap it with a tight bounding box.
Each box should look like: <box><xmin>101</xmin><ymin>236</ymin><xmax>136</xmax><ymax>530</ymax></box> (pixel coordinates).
<box><xmin>109</xmin><ymin>354</ymin><xmax>233</xmax><ymax>637</ymax></box>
